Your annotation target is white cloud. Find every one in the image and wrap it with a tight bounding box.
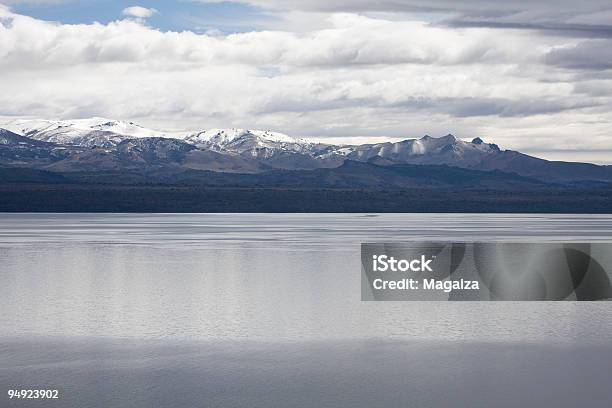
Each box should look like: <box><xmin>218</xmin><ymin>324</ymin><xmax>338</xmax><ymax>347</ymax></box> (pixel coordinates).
<box><xmin>122</xmin><ymin>6</ymin><xmax>158</xmax><ymax>19</ymax></box>
<box><xmin>0</xmin><ymin>6</ymin><xmax>610</xmax><ymax>161</ymax></box>
<box><xmin>0</xmin><ymin>10</ymin><xmax>546</xmax><ymax>67</ymax></box>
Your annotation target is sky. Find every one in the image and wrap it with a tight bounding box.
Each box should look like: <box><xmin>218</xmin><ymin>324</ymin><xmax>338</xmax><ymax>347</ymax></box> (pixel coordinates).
<box><xmin>1</xmin><ymin>1</ymin><xmax>612</xmax><ymax>162</ymax></box>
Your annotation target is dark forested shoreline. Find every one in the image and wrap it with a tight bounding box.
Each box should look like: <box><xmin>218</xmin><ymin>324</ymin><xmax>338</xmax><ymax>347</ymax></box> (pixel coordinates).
<box><xmin>2</xmin><ymin>183</ymin><xmax>611</xmax><ymax>213</ymax></box>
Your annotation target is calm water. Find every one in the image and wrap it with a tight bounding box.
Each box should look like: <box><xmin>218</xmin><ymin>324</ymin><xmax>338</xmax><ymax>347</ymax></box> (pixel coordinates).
<box><xmin>1</xmin><ymin>214</ymin><xmax>611</xmax><ymax>407</ymax></box>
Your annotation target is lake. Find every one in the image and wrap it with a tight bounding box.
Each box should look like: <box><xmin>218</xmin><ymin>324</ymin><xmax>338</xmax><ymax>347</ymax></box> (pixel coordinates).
<box><xmin>1</xmin><ymin>214</ymin><xmax>611</xmax><ymax>407</ymax></box>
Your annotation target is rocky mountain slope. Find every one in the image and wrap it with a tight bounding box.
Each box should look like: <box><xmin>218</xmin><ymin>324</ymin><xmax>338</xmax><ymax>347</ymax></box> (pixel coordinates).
<box><xmin>1</xmin><ymin>117</ymin><xmax>611</xmax><ymax>186</ymax></box>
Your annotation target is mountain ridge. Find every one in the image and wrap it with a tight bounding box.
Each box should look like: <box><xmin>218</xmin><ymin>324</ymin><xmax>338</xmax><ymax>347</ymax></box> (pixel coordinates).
<box><xmin>1</xmin><ymin>117</ymin><xmax>612</xmax><ymax>186</ymax></box>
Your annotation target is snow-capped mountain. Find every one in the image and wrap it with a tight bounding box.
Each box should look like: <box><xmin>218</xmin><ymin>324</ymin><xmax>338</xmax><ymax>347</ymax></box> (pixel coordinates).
<box><xmin>1</xmin><ymin>118</ymin><xmax>180</xmax><ymax>148</ymax></box>
<box><xmin>4</xmin><ymin>117</ymin><xmax>503</xmax><ymax>165</ymax></box>
<box><xmin>184</xmin><ymin>128</ymin><xmax>316</xmax><ymax>158</ymax></box>
<box><xmin>0</xmin><ymin>128</ymin><xmax>76</xmax><ymax>165</ymax></box>
<box><xmin>2</xmin><ymin>117</ymin><xmax>612</xmax><ymax>184</ymax></box>
<box><xmin>1</xmin><ymin>118</ymin><xmax>320</xmax><ymax>157</ymax></box>
<box><xmin>341</xmin><ymin>134</ymin><xmax>501</xmax><ymax>167</ymax></box>
<box><xmin>182</xmin><ymin>128</ymin><xmax>505</xmax><ymax>169</ymax></box>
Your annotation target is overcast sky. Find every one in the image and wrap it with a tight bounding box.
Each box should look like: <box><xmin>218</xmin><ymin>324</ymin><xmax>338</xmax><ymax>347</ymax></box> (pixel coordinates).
<box><xmin>1</xmin><ymin>0</ymin><xmax>612</xmax><ymax>162</ymax></box>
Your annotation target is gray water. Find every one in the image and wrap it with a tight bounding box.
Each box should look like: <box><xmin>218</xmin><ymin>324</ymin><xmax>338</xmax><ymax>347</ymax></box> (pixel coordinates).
<box><xmin>1</xmin><ymin>214</ymin><xmax>611</xmax><ymax>407</ymax></box>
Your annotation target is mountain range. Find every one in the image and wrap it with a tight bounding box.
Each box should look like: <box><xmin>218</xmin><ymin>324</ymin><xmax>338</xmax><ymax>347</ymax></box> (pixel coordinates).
<box><xmin>2</xmin><ymin>117</ymin><xmax>612</xmax><ymax>189</ymax></box>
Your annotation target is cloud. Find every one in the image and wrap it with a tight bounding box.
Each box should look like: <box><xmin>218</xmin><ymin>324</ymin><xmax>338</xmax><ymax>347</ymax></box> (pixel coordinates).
<box><xmin>122</xmin><ymin>6</ymin><xmax>158</xmax><ymax>19</ymax></box>
<box><xmin>199</xmin><ymin>0</ymin><xmax>611</xmax><ymax>13</ymax></box>
<box><xmin>445</xmin><ymin>20</ymin><xmax>612</xmax><ymax>39</ymax></box>
<box><xmin>201</xmin><ymin>0</ymin><xmax>612</xmax><ymax>25</ymax></box>
<box><xmin>573</xmin><ymin>80</ymin><xmax>612</xmax><ymax>97</ymax></box>
<box><xmin>545</xmin><ymin>41</ymin><xmax>612</xmax><ymax>69</ymax></box>
<box><xmin>203</xmin><ymin>0</ymin><xmax>612</xmax><ymax>39</ymax></box>
<box><xmin>0</xmin><ymin>6</ymin><xmax>610</xmax><ymax>161</ymax></box>
<box><xmin>0</xmin><ymin>11</ymin><xmax>541</xmax><ymax>67</ymax></box>
<box><xmin>391</xmin><ymin>97</ymin><xmax>598</xmax><ymax>118</ymax></box>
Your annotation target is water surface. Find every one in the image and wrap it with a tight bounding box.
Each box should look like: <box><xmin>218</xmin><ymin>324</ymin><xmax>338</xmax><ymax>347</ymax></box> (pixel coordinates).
<box><xmin>1</xmin><ymin>214</ymin><xmax>611</xmax><ymax>407</ymax></box>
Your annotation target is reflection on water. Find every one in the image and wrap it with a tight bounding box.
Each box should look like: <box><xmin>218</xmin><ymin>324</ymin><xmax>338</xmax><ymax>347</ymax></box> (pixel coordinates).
<box><xmin>1</xmin><ymin>214</ymin><xmax>611</xmax><ymax>408</ymax></box>
<box><xmin>0</xmin><ymin>214</ymin><xmax>611</xmax><ymax>343</ymax></box>
<box><xmin>1</xmin><ymin>213</ymin><xmax>612</xmax><ymax>246</ymax></box>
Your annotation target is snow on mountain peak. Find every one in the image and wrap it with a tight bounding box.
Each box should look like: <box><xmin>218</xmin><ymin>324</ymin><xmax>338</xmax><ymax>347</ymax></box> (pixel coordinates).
<box><xmin>0</xmin><ymin>118</ymin><xmax>182</xmax><ymax>147</ymax></box>
<box><xmin>187</xmin><ymin>128</ymin><xmax>305</xmax><ymax>144</ymax></box>
<box><xmin>0</xmin><ymin>117</ymin><xmax>502</xmax><ymax>166</ymax></box>
<box><xmin>61</xmin><ymin>117</ymin><xmax>179</xmax><ymax>139</ymax></box>
<box><xmin>184</xmin><ymin>128</ymin><xmax>312</xmax><ymax>157</ymax></box>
